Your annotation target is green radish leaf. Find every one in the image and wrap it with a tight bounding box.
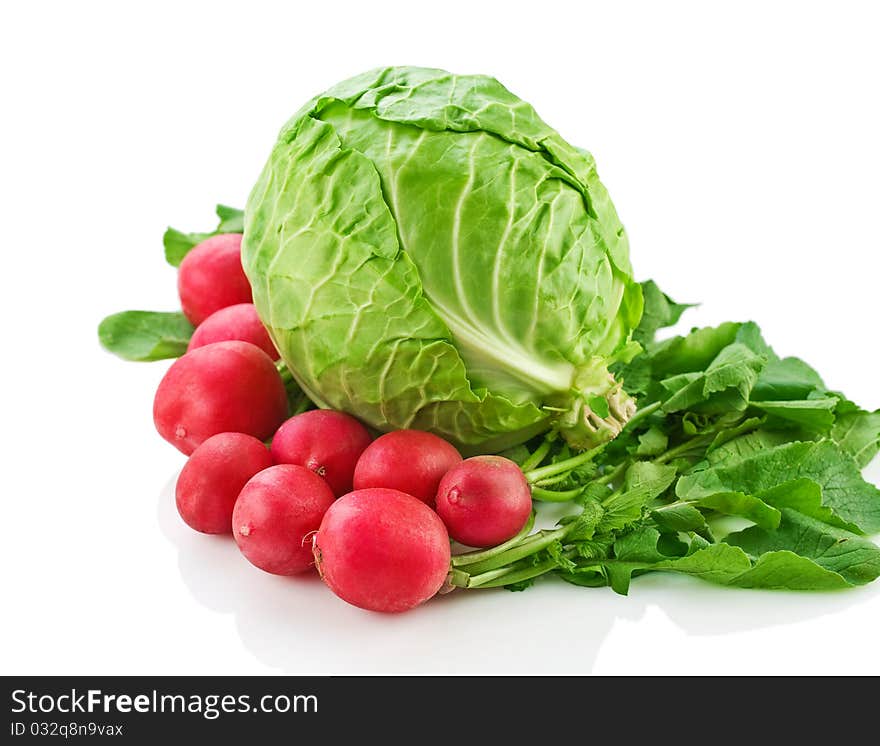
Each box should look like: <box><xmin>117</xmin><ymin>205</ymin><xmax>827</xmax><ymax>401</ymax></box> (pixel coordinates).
<box><xmin>832</xmin><ymin>404</ymin><xmax>880</xmax><ymax>468</ymax></box>
<box><xmin>751</xmin><ymin>397</ymin><xmax>838</xmax><ymax>431</ymax></box>
<box><xmin>609</xmin><ymin>280</ymin><xmax>692</xmax><ymax>400</ymax></box>
<box><xmin>677</xmin><ymin>440</ymin><xmax>880</xmax><ymax>534</ymax></box>
<box><xmin>614</xmin><ymin>526</ymin><xmax>669</xmax><ymax>564</ymax></box>
<box><xmin>751</xmin><ymin>355</ymin><xmax>826</xmax><ymax>401</ymax></box>
<box><xmin>705</xmin><ymin>416</ymin><xmax>767</xmax><ymax>454</ymax></box>
<box><xmin>558</xmin><ymin>569</ymin><xmax>608</xmax><ymax>588</ymax></box>
<box><xmin>662</xmin><ymin>343</ymin><xmax>764</xmax><ymax>414</ymax></box>
<box><xmin>723</xmin><ymin>551</ymin><xmax>851</xmax><ymax>590</ymax></box>
<box><xmin>732</xmin><ymin>321</ymin><xmax>776</xmax><ymax>359</ymax></box>
<box><xmin>651</xmin><ymin>503</ymin><xmax>709</xmax><ymax>533</ymax></box>
<box><xmin>693</xmin><ymin>492</ymin><xmax>781</xmax><ymax>530</ymax></box>
<box><xmin>162</xmin><ymin>228</ymin><xmax>213</xmax><ymax>268</ymax></box>
<box><xmin>654</xmin><ymin>543</ymin><xmax>754</xmax><ymax>585</ymax></box>
<box><xmin>164</xmin><ymin>204</ymin><xmax>244</xmax><ymax>267</ymax></box>
<box><xmin>649</xmin><ymin>321</ymin><xmax>742</xmax><ymax>378</ymax></box>
<box><xmin>605</xmin><ymin>527</ymin><xmax>858</xmax><ymax>593</ymax></box>
<box><xmin>613</xmin><ymin>354</ymin><xmax>653</xmax><ymax>397</ymax></box>
<box><xmin>597</xmin><ymin>463</ymin><xmax>677</xmax><ymax>534</ymax></box>
<box><xmin>98</xmin><ymin>310</ymin><xmax>194</xmax><ymax>361</ymax></box>
<box><xmin>635</xmin><ymin>426</ymin><xmax>668</xmax><ymax>456</ymax></box>
<box><xmin>705</xmin><ymin>428</ymin><xmax>792</xmax><ymax>465</ymax></box>
<box><xmin>726</xmin><ymin>509</ymin><xmax>880</xmax><ymax>586</ymax></box>
<box><xmin>632</xmin><ymin>280</ymin><xmax>693</xmax><ymax>347</ymax></box>
<box><xmin>754</xmin><ymin>478</ymin><xmax>842</xmax><ymax>530</ymax></box>
<box><xmin>607</xmin><ymin>528</ymin><xmax>749</xmax><ymax>594</ymax></box>
<box><xmin>214</xmin><ymin>204</ymin><xmax>245</xmax><ymax>232</ymax></box>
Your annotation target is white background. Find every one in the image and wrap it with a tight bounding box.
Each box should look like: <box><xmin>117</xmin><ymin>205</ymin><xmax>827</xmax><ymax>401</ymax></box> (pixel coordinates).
<box><xmin>2</xmin><ymin>1</ymin><xmax>879</xmax><ymax>674</ymax></box>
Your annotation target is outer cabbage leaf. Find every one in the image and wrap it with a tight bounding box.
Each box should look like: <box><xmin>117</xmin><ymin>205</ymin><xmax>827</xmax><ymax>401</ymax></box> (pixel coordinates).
<box><xmin>244</xmin><ymin>67</ymin><xmax>642</xmax><ymax>450</ymax></box>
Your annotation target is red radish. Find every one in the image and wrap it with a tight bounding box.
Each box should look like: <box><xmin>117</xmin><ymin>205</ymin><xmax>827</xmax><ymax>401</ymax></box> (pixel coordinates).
<box><xmin>178</xmin><ymin>233</ymin><xmax>251</xmax><ymax>325</ymax></box>
<box><xmin>187</xmin><ymin>303</ymin><xmax>279</xmax><ymax>360</ymax></box>
<box><xmin>233</xmin><ymin>464</ymin><xmax>336</xmax><ymax>575</ymax></box>
<box><xmin>270</xmin><ymin>410</ymin><xmax>372</xmax><ymax>497</ymax></box>
<box><xmin>435</xmin><ymin>456</ymin><xmax>532</xmax><ymax>548</ymax></box>
<box><xmin>154</xmin><ymin>340</ymin><xmax>287</xmax><ymax>455</ymax></box>
<box><xmin>353</xmin><ymin>430</ymin><xmax>461</xmax><ymax>505</ymax></box>
<box><xmin>175</xmin><ymin>432</ymin><xmax>272</xmax><ymax>534</ymax></box>
<box><xmin>314</xmin><ymin>488</ymin><xmax>451</xmax><ymax>613</ymax></box>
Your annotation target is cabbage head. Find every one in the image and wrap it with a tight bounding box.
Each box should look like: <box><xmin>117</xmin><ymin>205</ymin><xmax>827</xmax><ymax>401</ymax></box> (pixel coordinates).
<box><xmin>243</xmin><ymin>67</ymin><xmax>643</xmax><ymax>453</ymax></box>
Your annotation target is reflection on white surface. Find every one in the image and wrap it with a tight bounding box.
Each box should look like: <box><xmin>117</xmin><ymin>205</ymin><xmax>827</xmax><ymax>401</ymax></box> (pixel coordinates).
<box><xmin>157</xmin><ymin>466</ymin><xmax>880</xmax><ymax>675</ymax></box>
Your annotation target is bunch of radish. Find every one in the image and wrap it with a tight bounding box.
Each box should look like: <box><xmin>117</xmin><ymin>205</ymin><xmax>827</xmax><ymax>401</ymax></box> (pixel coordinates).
<box><xmin>157</xmin><ymin>233</ymin><xmax>533</xmax><ymax>613</ymax></box>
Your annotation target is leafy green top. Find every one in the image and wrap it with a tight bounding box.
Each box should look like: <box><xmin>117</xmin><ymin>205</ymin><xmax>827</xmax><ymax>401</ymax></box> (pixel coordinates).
<box><xmin>163</xmin><ymin>204</ymin><xmax>243</xmax><ymax>267</ymax></box>
<box><xmin>450</xmin><ymin>281</ymin><xmax>880</xmax><ymax>594</ymax></box>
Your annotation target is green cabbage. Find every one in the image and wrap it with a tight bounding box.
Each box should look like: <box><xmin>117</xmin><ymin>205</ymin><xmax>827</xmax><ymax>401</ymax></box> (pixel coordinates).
<box><xmin>243</xmin><ymin>66</ymin><xmax>643</xmax><ymax>453</ymax></box>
